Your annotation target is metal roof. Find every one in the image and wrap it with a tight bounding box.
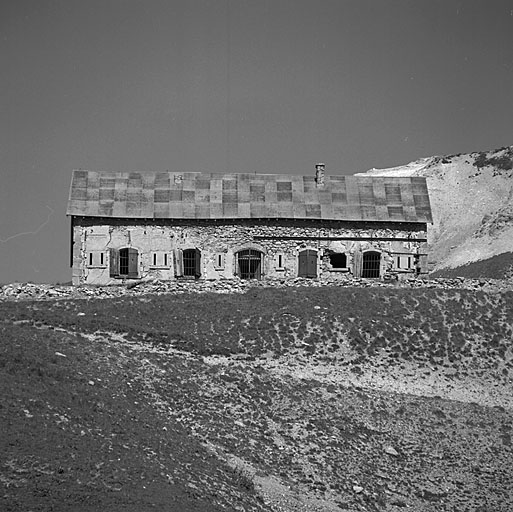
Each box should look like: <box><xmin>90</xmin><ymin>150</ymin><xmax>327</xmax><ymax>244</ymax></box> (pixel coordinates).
<box><xmin>67</xmin><ymin>170</ymin><xmax>432</xmax><ymax>223</ymax></box>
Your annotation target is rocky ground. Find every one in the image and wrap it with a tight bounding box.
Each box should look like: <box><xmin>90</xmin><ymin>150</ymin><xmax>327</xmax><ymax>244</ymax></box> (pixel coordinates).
<box><xmin>1</xmin><ymin>284</ymin><xmax>512</xmax><ymax>511</ymax></box>
<box><xmin>2</xmin><ymin>275</ymin><xmax>513</xmax><ymax>302</ymax></box>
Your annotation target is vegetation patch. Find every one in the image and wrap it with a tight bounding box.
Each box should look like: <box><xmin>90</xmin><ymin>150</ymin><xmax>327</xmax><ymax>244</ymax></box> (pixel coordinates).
<box><xmin>473</xmin><ymin>148</ymin><xmax>513</xmax><ymax>171</ymax></box>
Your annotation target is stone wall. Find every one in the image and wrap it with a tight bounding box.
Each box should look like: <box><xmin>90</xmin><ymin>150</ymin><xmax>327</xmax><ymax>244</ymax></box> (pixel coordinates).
<box><xmin>71</xmin><ymin>217</ymin><xmax>429</xmax><ymax>285</ymax></box>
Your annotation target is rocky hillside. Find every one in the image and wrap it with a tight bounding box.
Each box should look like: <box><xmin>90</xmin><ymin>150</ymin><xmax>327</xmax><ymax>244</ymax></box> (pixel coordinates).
<box><xmin>357</xmin><ymin>146</ymin><xmax>513</xmax><ymax>274</ymax></box>
<box><xmin>2</xmin><ymin>286</ymin><xmax>513</xmax><ymax>511</ymax></box>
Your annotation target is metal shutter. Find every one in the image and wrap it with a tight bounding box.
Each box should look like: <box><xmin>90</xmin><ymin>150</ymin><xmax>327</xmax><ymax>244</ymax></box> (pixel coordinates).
<box><xmin>128</xmin><ymin>248</ymin><xmax>139</xmax><ymax>278</ymax></box>
<box><xmin>194</xmin><ymin>248</ymin><xmax>201</xmax><ymax>278</ymax></box>
<box><xmin>109</xmin><ymin>248</ymin><xmax>119</xmax><ymax>277</ymax></box>
<box><xmin>174</xmin><ymin>249</ymin><xmax>183</xmax><ymax>277</ymax></box>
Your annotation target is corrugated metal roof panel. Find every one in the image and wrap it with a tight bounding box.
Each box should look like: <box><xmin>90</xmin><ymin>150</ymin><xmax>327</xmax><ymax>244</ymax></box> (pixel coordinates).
<box><xmin>277</xmin><ymin>191</ymin><xmax>293</xmax><ymax>202</ymax></box>
<box><xmin>305</xmin><ymin>204</ymin><xmax>321</xmax><ymax>218</ymax></box>
<box><xmin>126</xmin><ymin>202</ymin><xmax>142</xmax><ymax>217</ymax></box>
<box><xmin>154</xmin><ymin>203</ymin><xmax>170</xmax><ymax>218</ymax></box>
<box><xmin>67</xmin><ymin>170</ymin><xmax>432</xmax><ymax>223</ymax></box>
<box><xmin>372</xmin><ymin>180</ymin><xmax>387</xmax><ymax>207</ymax></box>
<box><xmin>183</xmin><ymin>202</ymin><xmax>196</xmax><ymax>218</ymax></box>
<box><xmin>71</xmin><ymin>187</ymin><xmax>87</xmax><ymax>201</ymax></box>
<box><xmin>375</xmin><ymin>205</ymin><xmax>389</xmax><ymax>220</ymax></box>
<box><xmin>195</xmin><ymin>204</ymin><xmax>211</xmax><ymax>218</ymax></box>
<box><xmin>318</xmin><ymin>189</ymin><xmax>332</xmax><ymax>205</ymax></box>
<box><xmin>400</xmin><ymin>182</ymin><xmax>415</xmax><ymax>207</ymax></box>
<box><xmin>320</xmin><ymin>203</ymin><xmax>333</xmax><ymax>218</ymax></box>
<box><xmin>210</xmin><ymin>203</ymin><xmax>223</xmax><ymax>218</ymax></box>
<box><xmin>361</xmin><ymin>205</ymin><xmax>377</xmax><ymax>219</ymax></box>
<box><xmin>98</xmin><ymin>202</ymin><xmax>113</xmax><ymax>217</ymax></box>
<box><xmin>331</xmin><ymin>192</ymin><xmax>347</xmax><ymax>204</ymax></box>
<box><xmin>388</xmin><ymin>206</ymin><xmax>404</xmax><ymax>219</ymax></box>
<box><xmin>238</xmin><ymin>203</ymin><xmax>251</xmax><ymax>218</ymax></box>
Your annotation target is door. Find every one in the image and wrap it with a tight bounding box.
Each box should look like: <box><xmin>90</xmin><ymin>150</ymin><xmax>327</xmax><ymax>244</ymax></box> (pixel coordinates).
<box><xmin>298</xmin><ymin>249</ymin><xmax>317</xmax><ymax>278</ymax></box>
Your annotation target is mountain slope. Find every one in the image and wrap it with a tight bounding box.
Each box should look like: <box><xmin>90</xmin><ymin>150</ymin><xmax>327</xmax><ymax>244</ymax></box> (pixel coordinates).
<box><xmin>357</xmin><ymin>146</ymin><xmax>513</xmax><ymax>273</ymax></box>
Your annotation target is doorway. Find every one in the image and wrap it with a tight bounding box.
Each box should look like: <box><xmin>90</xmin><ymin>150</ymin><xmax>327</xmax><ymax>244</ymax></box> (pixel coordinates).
<box><xmin>298</xmin><ymin>249</ymin><xmax>318</xmax><ymax>278</ymax></box>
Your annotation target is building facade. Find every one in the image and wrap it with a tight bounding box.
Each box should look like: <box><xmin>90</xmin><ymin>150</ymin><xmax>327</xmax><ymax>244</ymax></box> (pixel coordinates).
<box><xmin>67</xmin><ymin>165</ymin><xmax>432</xmax><ymax>286</ymax></box>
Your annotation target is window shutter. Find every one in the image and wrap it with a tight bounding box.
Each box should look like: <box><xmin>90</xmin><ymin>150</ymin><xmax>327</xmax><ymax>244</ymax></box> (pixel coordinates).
<box><xmin>128</xmin><ymin>248</ymin><xmax>138</xmax><ymax>278</ymax></box>
<box><xmin>307</xmin><ymin>250</ymin><xmax>317</xmax><ymax>278</ymax></box>
<box><xmin>174</xmin><ymin>249</ymin><xmax>183</xmax><ymax>277</ymax></box>
<box><xmin>298</xmin><ymin>251</ymin><xmax>307</xmax><ymax>277</ymax></box>
<box><xmin>194</xmin><ymin>248</ymin><xmax>201</xmax><ymax>278</ymax></box>
<box><xmin>234</xmin><ymin>252</ymin><xmax>240</xmax><ymax>277</ymax></box>
<box><xmin>109</xmin><ymin>248</ymin><xmax>119</xmax><ymax>277</ymax></box>
<box><xmin>353</xmin><ymin>251</ymin><xmax>363</xmax><ymax>277</ymax></box>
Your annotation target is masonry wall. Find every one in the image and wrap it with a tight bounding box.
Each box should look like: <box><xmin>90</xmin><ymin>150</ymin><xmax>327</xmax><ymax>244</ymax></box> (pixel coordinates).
<box><xmin>70</xmin><ymin>217</ymin><xmax>429</xmax><ymax>285</ymax></box>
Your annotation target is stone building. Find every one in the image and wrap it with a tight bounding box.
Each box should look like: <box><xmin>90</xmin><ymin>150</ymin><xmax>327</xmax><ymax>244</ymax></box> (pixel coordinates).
<box><xmin>66</xmin><ymin>165</ymin><xmax>432</xmax><ymax>285</ymax></box>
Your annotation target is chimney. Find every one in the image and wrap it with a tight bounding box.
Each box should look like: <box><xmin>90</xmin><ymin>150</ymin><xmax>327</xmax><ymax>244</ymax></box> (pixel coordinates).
<box><xmin>315</xmin><ymin>163</ymin><xmax>325</xmax><ymax>187</ymax></box>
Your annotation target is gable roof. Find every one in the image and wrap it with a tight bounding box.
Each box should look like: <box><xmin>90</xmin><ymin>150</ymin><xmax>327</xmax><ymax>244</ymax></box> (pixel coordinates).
<box><xmin>66</xmin><ymin>170</ymin><xmax>432</xmax><ymax>223</ymax></box>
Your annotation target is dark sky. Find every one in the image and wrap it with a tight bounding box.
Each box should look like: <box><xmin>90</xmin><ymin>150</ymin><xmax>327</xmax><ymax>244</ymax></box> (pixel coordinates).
<box><xmin>2</xmin><ymin>0</ymin><xmax>512</xmax><ymax>284</ymax></box>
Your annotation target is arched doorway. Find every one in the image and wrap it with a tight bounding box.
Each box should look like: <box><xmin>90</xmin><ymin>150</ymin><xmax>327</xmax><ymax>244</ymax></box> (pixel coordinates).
<box><xmin>298</xmin><ymin>249</ymin><xmax>317</xmax><ymax>278</ymax></box>
<box><xmin>362</xmin><ymin>251</ymin><xmax>381</xmax><ymax>278</ymax></box>
<box><xmin>236</xmin><ymin>249</ymin><xmax>263</xmax><ymax>279</ymax></box>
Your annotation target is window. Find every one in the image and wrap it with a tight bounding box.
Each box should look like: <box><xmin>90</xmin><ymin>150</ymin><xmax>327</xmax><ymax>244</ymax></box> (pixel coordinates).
<box><xmin>183</xmin><ymin>249</ymin><xmax>198</xmax><ymax>276</ymax></box>
<box><xmin>110</xmin><ymin>248</ymin><xmax>138</xmax><ymax>278</ymax></box>
<box><xmin>395</xmin><ymin>254</ymin><xmax>414</xmax><ymax>271</ymax></box>
<box><xmin>275</xmin><ymin>253</ymin><xmax>285</xmax><ymax>270</ymax></box>
<box><xmin>119</xmin><ymin>248</ymin><xmax>129</xmax><ymax>275</ymax></box>
<box><xmin>298</xmin><ymin>249</ymin><xmax>317</xmax><ymax>278</ymax></box>
<box><xmin>362</xmin><ymin>251</ymin><xmax>381</xmax><ymax>278</ymax></box>
<box><xmin>329</xmin><ymin>253</ymin><xmax>347</xmax><ymax>269</ymax></box>
<box><xmin>174</xmin><ymin>248</ymin><xmax>201</xmax><ymax>278</ymax></box>
<box><xmin>87</xmin><ymin>251</ymin><xmax>107</xmax><ymax>267</ymax></box>
<box><xmin>236</xmin><ymin>249</ymin><xmax>263</xmax><ymax>280</ymax></box>
<box><xmin>214</xmin><ymin>252</ymin><xmax>225</xmax><ymax>270</ymax></box>
<box><xmin>150</xmin><ymin>252</ymin><xmax>171</xmax><ymax>268</ymax></box>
